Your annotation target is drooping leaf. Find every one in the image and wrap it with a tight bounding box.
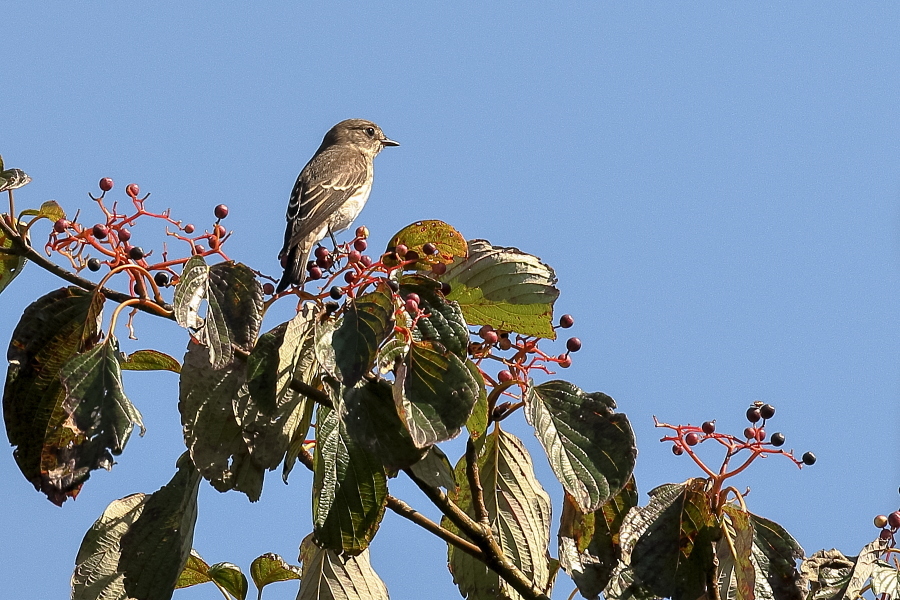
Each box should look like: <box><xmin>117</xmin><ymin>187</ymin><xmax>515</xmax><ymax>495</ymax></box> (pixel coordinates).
<box><xmin>207</xmin><ymin>261</ymin><xmax>264</xmax><ymax>354</ymax></box>
<box><xmin>376</xmin><ymin>334</ymin><xmax>409</xmax><ymax>374</ymax></box>
<box><xmin>208</xmin><ymin>562</ymin><xmax>248</xmax><ymax>600</ymax></box>
<box><xmin>119</xmin><ymin>349</ymin><xmax>182</xmax><ymax>373</ymax></box>
<box><xmin>313</xmin><ymin>405</ymin><xmax>388</xmax><ymax>554</ymax></box>
<box><xmin>173</xmin><ymin>255</ymin><xmax>209</xmax><ymax>330</ymax></box>
<box><xmin>250</xmin><ymin>553</ymin><xmax>301</xmax><ymax>594</ymax></box>
<box><xmin>332</xmin><ymin>280</ymin><xmax>394</xmax><ymax>387</ymax></box>
<box><xmin>387</xmin><ymin>220</ymin><xmax>468</xmax><ymax>268</ymax></box>
<box><xmin>179</xmin><ymin>341</ymin><xmax>264</xmax><ymax>501</ymax></box>
<box><xmin>464</xmin><ymin>359</ymin><xmax>489</xmax><ymax>440</ymax></box>
<box><xmin>444</xmin><ymin>428</ymin><xmax>554</xmax><ymax>600</ymax></box>
<box><xmin>603</xmin><ymin>562</ymin><xmax>661</xmax><ymax>600</ymax></box>
<box><xmin>314</xmin><ymin>314</ymin><xmax>340</xmax><ymax>380</ymax></box>
<box><xmin>749</xmin><ymin>513</ymin><xmax>806</xmax><ymax>600</ymax></box>
<box><xmin>399</xmin><ymin>273</ymin><xmax>469</xmax><ymax>356</ymax></box>
<box><xmin>297</xmin><ymin>533</ymin><xmax>390</xmax><ymax>600</ymax></box>
<box><xmin>0</xmin><ymin>167</ymin><xmax>32</xmax><ymax>191</ymax></box>
<box><xmin>0</xmin><ymin>216</ymin><xmax>27</xmax><ymax>295</ymax></box>
<box><xmin>440</xmin><ymin>239</ymin><xmax>560</xmax><ymax>338</ymax></box>
<box><xmin>802</xmin><ymin>549</ymin><xmax>853</xmax><ymax>600</ymax></box>
<box><xmin>60</xmin><ymin>333</ymin><xmax>145</xmax><ymax>459</ymax></box>
<box><xmin>176</xmin><ymin>549</ymin><xmax>213</xmax><ymax>588</ymax></box>
<box><xmin>118</xmin><ymin>453</ymin><xmax>202</xmax><ymax>600</ymax></box>
<box><xmin>342</xmin><ymin>378</ymin><xmax>426</xmax><ymax>470</ymax></box>
<box><xmin>872</xmin><ymin>560</ymin><xmax>900</xmax><ymax>599</ymax></box>
<box><xmin>525</xmin><ymin>380</ymin><xmax>636</xmax><ymax>513</ymax></box>
<box><xmin>3</xmin><ymin>286</ymin><xmax>105</xmax><ymax>504</ymax></box>
<box><xmin>559</xmin><ymin>477</ymin><xmax>638</xmax><ymax>600</ymax></box>
<box><xmin>241</xmin><ymin>307</ymin><xmax>316</xmax><ymax>471</ymax></box>
<box><xmin>72</xmin><ymin>454</ymin><xmax>201</xmax><ymax>600</ymax></box>
<box><xmin>718</xmin><ymin>505</ymin><xmax>755</xmax><ymax>600</ymax></box>
<box><xmin>393</xmin><ymin>340</ymin><xmax>482</xmax><ymax>448</ymax></box>
<box><xmin>408</xmin><ymin>445</ymin><xmax>456</xmax><ymax>490</ymax></box>
<box><xmin>619</xmin><ymin>479</ymin><xmax>717</xmax><ymax>600</ymax></box>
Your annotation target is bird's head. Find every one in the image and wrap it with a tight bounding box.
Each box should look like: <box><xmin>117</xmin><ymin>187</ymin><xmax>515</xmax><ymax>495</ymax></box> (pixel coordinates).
<box><xmin>320</xmin><ymin>119</ymin><xmax>399</xmax><ymax>156</ymax></box>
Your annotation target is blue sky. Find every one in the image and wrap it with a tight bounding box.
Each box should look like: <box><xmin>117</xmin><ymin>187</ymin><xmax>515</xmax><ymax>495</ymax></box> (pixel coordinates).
<box><xmin>2</xmin><ymin>3</ymin><xmax>898</xmax><ymax>599</ymax></box>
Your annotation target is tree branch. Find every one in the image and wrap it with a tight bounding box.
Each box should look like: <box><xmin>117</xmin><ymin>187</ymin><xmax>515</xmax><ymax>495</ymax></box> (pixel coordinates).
<box><xmin>466</xmin><ymin>437</ymin><xmax>490</xmax><ymax>528</ymax></box>
<box><xmin>288</xmin><ymin>378</ymin><xmax>334</xmax><ymax>409</ymax></box>
<box><xmin>0</xmin><ymin>216</ymin><xmax>174</xmax><ymax>319</ymax></box>
<box><xmin>404</xmin><ymin>465</ymin><xmax>551</xmax><ymax>600</ymax></box>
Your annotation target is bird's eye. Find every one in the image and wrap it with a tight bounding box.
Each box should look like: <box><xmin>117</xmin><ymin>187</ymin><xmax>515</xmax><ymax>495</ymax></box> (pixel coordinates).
<box><xmin>365</xmin><ymin>127</ymin><xmax>376</xmax><ymax>137</ymax></box>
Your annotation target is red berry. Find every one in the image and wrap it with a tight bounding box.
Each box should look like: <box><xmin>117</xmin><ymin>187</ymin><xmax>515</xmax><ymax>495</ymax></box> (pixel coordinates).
<box><xmin>478</xmin><ymin>325</ymin><xmax>494</xmax><ymax>338</ymax></box>
<box><xmin>557</xmin><ymin>354</ymin><xmax>572</xmax><ymax>368</ymax></box>
<box><xmin>685</xmin><ymin>432</ymin><xmax>700</xmax><ymax>446</ymax></box>
<box><xmin>431</xmin><ymin>262</ymin><xmax>447</xmax><ymax>275</ymax></box>
<box><xmin>263</xmin><ymin>282</ymin><xmax>275</xmax><ymax>295</ymax></box>
<box><xmin>99</xmin><ymin>177</ymin><xmax>114</xmax><ymax>192</ymax></box>
<box><xmin>701</xmin><ymin>421</ymin><xmax>715</xmax><ymax>434</ymax></box>
<box><xmin>360</xmin><ymin>255</ymin><xmax>374</xmax><ymax>267</ymax></box>
<box><xmin>881</xmin><ymin>529</ymin><xmax>894</xmax><ymax>541</ymax></box>
<box><xmin>406</xmin><ymin>293</ymin><xmax>421</xmax><ymax>305</ymax></box>
<box><xmin>93</xmin><ymin>224</ymin><xmax>109</xmax><ymax>239</ymax></box>
<box><xmin>498</xmin><ymin>370</ymin><xmax>514</xmax><ymax>383</ymax></box>
<box><xmin>126</xmin><ymin>183</ymin><xmax>140</xmax><ymax>197</ymax></box>
<box><xmin>395</xmin><ymin>244</ymin><xmax>408</xmax><ymax>257</ymax></box>
<box><xmin>672</xmin><ymin>444</ymin><xmax>684</xmax><ymax>456</ymax></box>
<box><xmin>184</xmin><ymin>224</ymin><xmax>195</xmax><ymax>234</ymax></box>
<box><xmin>354</xmin><ymin>239</ymin><xmax>368</xmax><ymax>252</ymax></box>
<box><xmin>214</xmin><ymin>204</ymin><xmax>229</xmax><ymax>219</ymax></box>
<box><xmin>423</xmin><ymin>242</ymin><xmax>438</xmax><ymax>255</ymax></box>
<box><xmin>194</xmin><ymin>244</ymin><xmax>205</xmax><ymax>254</ymax></box>
<box><xmin>755</xmin><ymin>428</ymin><xmax>766</xmax><ymax>441</ymax></box>
<box><xmin>743</xmin><ymin>427</ymin><xmax>756</xmax><ymax>439</ymax></box>
<box><xmin>760</xmin><ymin>404</ymin><xmax>776</xmax><ymax>419</ymax></box>
<box><xmin>316</xmin><ymin>255</ymin><xmax>334</xmax><ymax>270</ymax></box>
<box><xmin>314</xmin><ymin>246</ymin><xmax>330</xmax><ymax>260</ymax></box>
<box><xmin>355</xmin><ymin>225</ymin><xmax>368</xmax><ymax>238</ymax></box>
<box><xmin>482</xmin><ymin>331</ymin><xmax>498</xmax><ymax>345</ymax></box>
<box><xmin>307</xmin><ymin>266</ymin><xmax>323</xmax><ymax>280</ymax></box>
<box><xmin>559</xmin><ymin>314</ymin><xmax>575</xmax><ymax>328</ymax></box>
<box><xmin>566</xmin><ymin>337</ymin><xmax>582</xmax><ymax>352</ymax></box>
<box><xmin>118</xmin><ymin>227</ymin><xmax>131</xmax><ymax>242</ymax></box>
<box><xmin>801</xmin><ymin>452</ymin><xmax>816</xmax><ymax>466</ymax></box>
<box><xmin>746</xmin><ymin>407</ymin><xmax>761</xmax><ymax>423</ymax></box>
<box><xmin>405</xmin><ymin>298</ymin><xmax>419</xmax><ymax>313</ymax></box>
<box><xmin>405</xmin><ymin>250</ymin><xmax>420</xmax><ymax>262</ymax></box>
<box><xmin>498</xmin><ymin>338</ymin><xmax>512</xmax><ymax>351</ymax></box>
<box><xmin>344</xmin><ymin>271</ymin><xmax>356</xmax><ymax>284</ymax></box>
<box><xmin>53</xmin><ymin>218</ymin><xmax>70</xmax><ymax>233</ymax></box>
<box><xmin>888</xmin><ymin>512</ymin><xmax>900</xmax><ymax>529</ymax></box>
<box><xmin>214</xmin><ymin>224</ymin><xmax>226</xmax><ymax>238</ymax></box>
<box><xmin>348</xmin><ymin>250</ymin><xmax>361</xmax><ymax>263</ymax></box>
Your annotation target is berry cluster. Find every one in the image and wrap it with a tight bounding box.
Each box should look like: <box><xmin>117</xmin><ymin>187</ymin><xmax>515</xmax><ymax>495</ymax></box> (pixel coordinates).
<box><xmin>874</xmin><ymin>509</ymin><xmax>900</xmax><ymax>543</ymax></box>
<box><xmin>48</xmin><ymin>178</ymin><xmax>231</xmax><ymax>294</ymax></box>
<box><xmin>658</xmin><ymin>403</ymin><xmax>815</xmax><ymax>497</ymax></box>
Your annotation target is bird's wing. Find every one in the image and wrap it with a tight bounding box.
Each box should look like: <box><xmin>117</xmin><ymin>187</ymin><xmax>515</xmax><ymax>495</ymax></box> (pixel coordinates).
<box><xmin>282</xmin><ymin>147</ymin><xmax>369</xmax><ymax>253</ymax></box>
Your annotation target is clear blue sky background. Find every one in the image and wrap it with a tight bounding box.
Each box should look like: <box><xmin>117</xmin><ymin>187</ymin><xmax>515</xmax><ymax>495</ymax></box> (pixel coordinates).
<box><xmin>2</xmin><ymin>4</ymin><xmax>898</xmax><ymax>599</ymax></box>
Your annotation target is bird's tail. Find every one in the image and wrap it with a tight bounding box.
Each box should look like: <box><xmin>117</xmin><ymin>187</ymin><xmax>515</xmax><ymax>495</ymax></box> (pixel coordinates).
<box><xmin>275</xmin><ymin>242</ymin><xmax>312</xmax><ymax>294</ymax></box>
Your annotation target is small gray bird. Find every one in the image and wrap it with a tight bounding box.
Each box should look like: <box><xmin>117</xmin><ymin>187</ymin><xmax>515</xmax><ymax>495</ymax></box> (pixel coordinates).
<box><xmin>276</xmin><ymin>119</ymin><xmax>399</xmax><ymax>293</ymax></box>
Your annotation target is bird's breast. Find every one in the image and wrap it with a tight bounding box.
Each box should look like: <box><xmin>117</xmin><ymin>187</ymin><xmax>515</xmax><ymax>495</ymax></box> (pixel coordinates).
<box><xmin>329</xmin><ymin>179</ymin><xmax>372</xmax><ymax>233</ymax></box>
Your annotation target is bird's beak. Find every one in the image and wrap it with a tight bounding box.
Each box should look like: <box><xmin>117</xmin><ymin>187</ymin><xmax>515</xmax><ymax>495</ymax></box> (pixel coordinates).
<box><xmin>381</xmin><ymin>137</ymin><xmax>400</xmax><ymax>147</ymax></box>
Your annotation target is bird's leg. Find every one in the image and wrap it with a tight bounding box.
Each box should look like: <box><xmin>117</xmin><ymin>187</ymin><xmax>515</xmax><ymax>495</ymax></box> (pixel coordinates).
<box><xmin>327</xmin><ymin>227</ymin><xmax>339</xmax><ymax>250</ymax></box>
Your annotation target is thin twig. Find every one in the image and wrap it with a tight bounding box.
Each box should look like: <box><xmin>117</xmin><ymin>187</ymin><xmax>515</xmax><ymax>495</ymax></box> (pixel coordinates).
<box><xmin>466</xmin><ymin>438</ymin><xmax>490</xmax><ymax>528</ymax></box>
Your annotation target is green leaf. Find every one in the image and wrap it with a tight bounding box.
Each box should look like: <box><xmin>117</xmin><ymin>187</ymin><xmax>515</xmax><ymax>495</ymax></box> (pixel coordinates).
<box><xmin>120</xmin><ymin>349</ymin><xmax>182</xmax><ymax>373</ymax></box>
<box><xmin>749</xmin><ymin>513</ymin><xmax>805</xmax><ymax>600</ymax></box>
<box><xmin>333</xmin><ymin>280</ymin><xmax>394</xmax><ymax>387</ymax></box>
<box><xmin>3</xmin><ymin>286</ymin><xmax>105</xmax><ymax>505</ymax></box>
<box><xmin>342</xmin><ymin>378</ymin><xmax>427</xmax><ymax>471</ymax></box>
<box><xmin>604</xmin><ymin>563</ymin><xmax>661</xmax><ymax>600</ymax></box>
<box><xmin>209</xmin><ymin>562</ymin><xmax>249</xmax><ymax>600</ymax></box>
<box><xmin>872</xmin><ymin>560</ymin><xmax>900</xmax><ymax>599</ymax></box>
<box><xmin>208</xmin><ymin>261</ymin><xmax>264</xmax><ymax>354</ymax></box>
<box><xmin>375</xmin><ymin>333</ymin><xmax>409</xmax><ymax>374</ymax></box>
<box><xmin>313</xmin><ymin>405</ymin><xmax>388</xmax><ymax>554</ymax></box>
<box><xmin>0</xmin><ymin>216</ymin><xmax>27</xmax><ymax>295</ymax></box>
<box><xmin>241</xmin><ymin>307</ymin><xmax>317</xmax><ymax>472</ymax></box>
<box><xmin>179</xmin><ymin>341</ymin><xmax>264</xmax><ymax>501</ymax></box>
<box><xmin>399</xmin><ymin>273</ymin><xmax>469</xmax><ymax>356</ymax></box>
<box><xmin>464</xmin><ymin>359</ymin><xmax>489</xmax><ymax>440</ymax></box>
<box><xmin>559</xmin><ymin>477</ymin><xmax>638</xmax><ymax>600</ymax></box>
<box><xmin>20</xmin><ymin>199</ymin><xmax>65</xmax><ymax>222</ymax></box>
<box><xmin>0</xmin><ymin>167</ymin><xmax>32</xmax><ymax>191</ymax></box>
<box><xmin>72</xmin><ymin>453</ymin><xmax>201</xmax><ymax>600</ymax></box>
<box><xmin>118</xmin><ymin>453</ymin><xmax>203</xmax><ymax>600</ymax></box>
<box><xmin>394</xmin><ymin>339</ymin><xmax>482</xmax><ymax>447</ymax></box>
<box><xmin>408</xmin><ymin>445</ymin><xmax>456</xmax><ymax>490</ymax></box>
<box><xmin>619</xmin><ymin>479</ymin><xmax>717</xmax><ymax>600</ymax></box>
<box><xmin>440</xmin><ymin>239</ymin><xmax>560</xmax><ymax>338</ymax></box>
<box><xmin>387</xmin><ymin>220</ymin><xmax>468</xmax><ymax>269</ymax></box>
<box><xmin>250</xmin><ymin>553</ymin><xmax>301</xmax><ymax>593</ymax></box>
<box><xmin>525</xmin><ymin>380</ymin><xmax>637</xmax><ymax>513</ymax></box>
<box><xmin>718</xmin><ymin>505</ymin><xmax>755</xmax><ymax>600</ymax></box>
<box><xmin>314</xmin><ymin>314</ymin><xmax>340</xmax><ymax>380</ymax></box>
<box><xmin>444</xmin><ymin>428</ymin><xmax>554</xmax><ymax>600</ymax></box>
<box><xmin>176</xmin><ymin>549</ymin><xmax>213</xmax><ymax>588</ymax></box>
<box><xmin>297</xmin><ymin>534</ymin><xmax>390</xmax><ymax>600</ymax></box>
<box><xmin>60</xmin><ymin>333</ymin><xmax>145</xmax><ymax>458</ymax></box>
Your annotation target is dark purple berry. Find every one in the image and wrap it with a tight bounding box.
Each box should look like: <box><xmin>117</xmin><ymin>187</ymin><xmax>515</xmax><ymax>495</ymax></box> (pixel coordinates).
<box><xmin>395</xmin><ymin>244</ymin><xmax>408</xmax><ymax>257</ymax></box>
<box><xmin>118</xmin><ymin>227</ymin><xmax>131</xmax><ymax>242</ymax></box>
<box><xmin>344</xmin><ymin>271</ymin><xmax>356</xmax><ymax>284</ymax></box>
<box><xmin>53</xmin><ymin>218</ymin><xmax>70</xmax><ymax>233</ymax></box>
<box><xmin>308</xmin><ymin>265</ymin><xmax>323</xmax><ymax>280</ymax></box>
<box><xmin>405</xmin><ymin>250</ymin><xmax>420</xmax><ymax>262</ymax></box>
<box><xmin>214</xmin><ymin>204</ymin><xmax>229</xmax><ymax>219</ymax></box>
<box><xmin>423</xmin><ymin>242</ymin><xmax>438</xmax><ymax>255</ymax></box>
<box><xmin>314</xmin><ymin>246</ymin><xmax>330</xmax><ymax>260</ymax></box>
<box><xmin>329</xmin><ymin>286</ymin><xmax>342</xmax><ymax>300</ymax></box>
<box><xmin>889</xmin><ymin>512</ymin><xmax>900</xmax><ymax>529</ymax></box>
<box><xmin>743</xmin><ymin>427</ymin><xmax>756</xmax><ymax>439</ymax></box>
<box><xmin>387</xmin><ymin>280</ymin><xmax>400</xmax><ymax>293</ymax></box>
<box><xmin>701</xmin><ymin>421</ymin><xmax>715</xmax><ymax>434</ymax></box>
<box><xmin>87</xmin><ymin>258</ymin><xmax>102</xmax><ymax>272</ymax></box>
<box><xmin>559</xmin><ymin>314</ymin><xmax>575</xmax><ymax>328</ymax></box>
<box><xmin>354</xmin><ymin>239</ymin><xmax>368</xmax><ymax>252</ymax></box>
<box><xmin>746</xmin><ymin>407</ymin><xmax>761</xmax><ymax>423</ymax></box>
<box><xmin>431</xmin><ymin>262</ymin><xmax>447</xmax><ymax>275</ymax></box>
<box><xmin>440</xmin><ymin>282</ymin><xmax>451</xmax><ymax>295</ymax></box>
<box><xmin>771</xmin><ymin>432</ymin><xmax>785</xmax><ymax>447</ymax></box>
<box><xmin>482</xmin><ymin>330</ymin><xmax>498</xmax><ymax>345</ymax></box>
<box><xmin>801</xmin><ymin>452</ymin><xmax>816</xmax><ymax>466</ymax></box>
<box><xmin>93</xmin><ymin>224</ymin><xmax>109</xmax><ymax>239</ymax></box>
<box><xmin>498</xmin><ymin>370</ymin><xmax>514</xmax><ymax>383</ymax></box>
<box><xmin>262</xmin><ymin>282</ymin><xmax>275</xmax><ymax>295</ymax></box>
<box><xmin>672</xmin><ymin>444</ymin><xmax>684</xmax><ymax>456</ymax></box>
<box><xmin>154</xmin><ymin>272</ymin><xmax>170</xmax><ymax>287</ymax></box>
<box><xmin>685</xmin><ymin>432</ymin><xmax>700</xmax><ymax>446</ymax></box>
<box><xmin>760</xmin><ymin>404</ymin><xmax>775</xmax><ymax>419</ymax></box>
<box><xmin>129</xmin><ymin>246</ymin><xmax>144</xmax><ymax>261</ymax></box>
<box><xmin>566</xmin><ymin>337</ymin><xmax>582</xmax><ymax>352</ymax></box>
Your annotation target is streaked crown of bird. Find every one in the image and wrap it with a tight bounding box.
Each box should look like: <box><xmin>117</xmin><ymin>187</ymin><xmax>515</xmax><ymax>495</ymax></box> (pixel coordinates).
<box><xmin>276</xmin><ymin>118</ymin><xmax>398</xmax><ymax>293</ymax></box>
